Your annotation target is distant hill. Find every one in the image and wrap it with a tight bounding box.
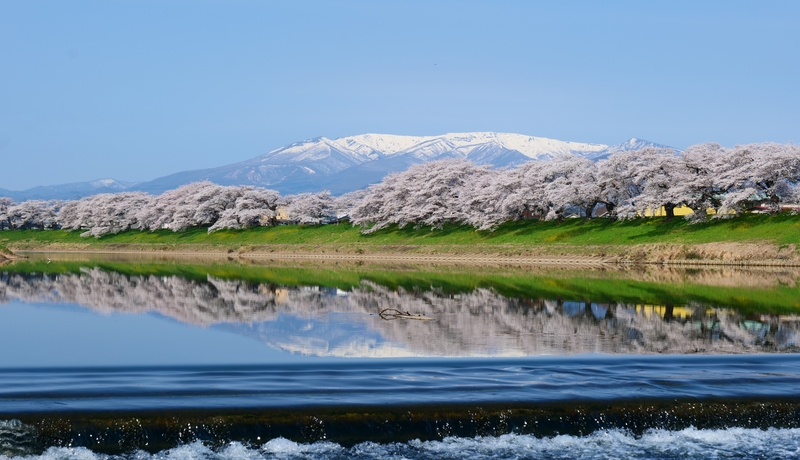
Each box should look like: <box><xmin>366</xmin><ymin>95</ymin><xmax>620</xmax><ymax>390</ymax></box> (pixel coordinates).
<box><xmin>0</xmin><ymin>179</ymin><xmax>138</xmax><ymax>202</ymax></box>
<box><xmin>0</xmin><ymin>133</ymin><xmax>675</xmax><ymax>200</ymax></box>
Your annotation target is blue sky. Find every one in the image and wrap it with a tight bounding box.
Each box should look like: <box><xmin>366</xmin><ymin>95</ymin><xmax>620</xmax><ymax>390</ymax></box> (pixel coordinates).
<box><xmin>1</xmin><ymin>1</ymin><xmax>799</xmax><ymax>190</ymax></box>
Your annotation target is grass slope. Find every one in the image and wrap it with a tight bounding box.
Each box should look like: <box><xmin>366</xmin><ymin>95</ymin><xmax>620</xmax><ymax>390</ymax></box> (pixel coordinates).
<box><xmin>2</xmin><ymin>214</ymin><xmax>800</xmax><ymax>249</ymax></box>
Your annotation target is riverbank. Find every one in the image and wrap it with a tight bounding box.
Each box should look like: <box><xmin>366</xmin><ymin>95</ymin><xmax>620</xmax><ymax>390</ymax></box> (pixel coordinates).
<box><xmin>10</xmin><ymin>242</ymin><xmax>800</xmax><ymax>267</ymax></box>
<box><xmin>3</xmin><ymin>214</ymin><xmax>800</xmax><ymax>266</ymax></box>
<box><xmin>0</xmin><ymin>244</ymin><xmax>19</xmax><ymax>263</ymax></box>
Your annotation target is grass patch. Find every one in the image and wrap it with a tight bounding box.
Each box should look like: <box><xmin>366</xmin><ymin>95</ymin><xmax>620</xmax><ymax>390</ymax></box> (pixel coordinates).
<box><xmin>2</xmin><ymin>213</ymin><xmax>800</xmax><ymax>249</ymax></box>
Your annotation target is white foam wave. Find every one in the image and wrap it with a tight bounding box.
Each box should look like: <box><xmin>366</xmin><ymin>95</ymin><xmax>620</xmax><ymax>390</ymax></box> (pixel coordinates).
<box><xmin>3</xmin><ymin>428</ymin><xmax>800</xmax><ymax>460</ymax></box>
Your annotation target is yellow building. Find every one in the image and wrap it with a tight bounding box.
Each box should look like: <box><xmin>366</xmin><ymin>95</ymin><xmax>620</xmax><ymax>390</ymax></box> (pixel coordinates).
<box><xmin>642</xmin><ymin>205</ymin><xmax>734</xmax><ymax>217</ymax></box>
<box><xmin>643</xmin><ymin>205</ymin><xmax>696</xmax><ymax>217</ymax></box>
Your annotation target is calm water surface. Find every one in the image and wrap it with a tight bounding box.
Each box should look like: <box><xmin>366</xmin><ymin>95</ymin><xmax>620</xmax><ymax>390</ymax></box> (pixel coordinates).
<box><xmin>1</xmin><ymin>256</ymin><xmax>799</xmax><ymax>459</ymax></box>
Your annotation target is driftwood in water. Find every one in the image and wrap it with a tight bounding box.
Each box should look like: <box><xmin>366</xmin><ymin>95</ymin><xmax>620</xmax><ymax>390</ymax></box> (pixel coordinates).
<box><xmin>378</xmin><ymin>308</ymin><xmax>434</xmax><ymax>321</ymax></box>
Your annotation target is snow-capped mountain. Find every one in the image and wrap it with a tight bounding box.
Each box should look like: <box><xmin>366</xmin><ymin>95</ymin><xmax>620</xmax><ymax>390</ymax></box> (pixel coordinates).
<box><xmin>134</xmin><ymin>133</ymin><xmax>672</xmax><ymax>195</ymax></box>
<box><xmin>1</xmin><ymin>133</ymin><xmax>675</xmax><ymax>199</ymax></box>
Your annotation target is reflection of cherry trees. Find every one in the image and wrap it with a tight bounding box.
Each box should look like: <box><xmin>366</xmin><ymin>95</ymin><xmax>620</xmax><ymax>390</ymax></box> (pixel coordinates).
<box><xmin>1</xmin><ymin>142</ymin><xmax>799</xmax><ymax>234</ymax></box>
<box><xmin>1</xmin><ymin>270</ymin><xmax>796</xmax><ymax>357</ymax></box>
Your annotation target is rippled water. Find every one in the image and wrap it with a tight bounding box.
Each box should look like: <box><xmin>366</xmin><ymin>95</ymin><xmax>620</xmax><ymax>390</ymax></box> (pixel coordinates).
<box><xmin>1</xmin><ymin>257</ymin><xmax>799</xmax><ymax>458</ymax></box>
<box><xmin>3</xmin><ymin>355</ymin><xmax>800</xmax><ymax>412</ymax></box>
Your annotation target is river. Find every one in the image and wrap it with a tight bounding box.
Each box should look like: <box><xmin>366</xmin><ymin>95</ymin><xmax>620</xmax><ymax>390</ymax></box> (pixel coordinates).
<box><xmin>1</xmin><ymin>255</ymin><xmax>799</xmax><ymax>459</ymax></box>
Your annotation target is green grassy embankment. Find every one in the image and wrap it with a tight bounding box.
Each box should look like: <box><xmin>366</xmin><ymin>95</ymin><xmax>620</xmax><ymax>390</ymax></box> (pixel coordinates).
<box><xmin>2</xmin><ymin>213</ymin><xmax>800</xmax><ymax>262</ymax></box>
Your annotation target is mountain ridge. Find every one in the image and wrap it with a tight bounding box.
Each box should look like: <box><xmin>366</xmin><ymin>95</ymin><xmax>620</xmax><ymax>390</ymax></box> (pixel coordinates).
<box><xmin>1</xmin><ymin>133</ymin><xmax>674</xmax><ymax>200</ymax></box>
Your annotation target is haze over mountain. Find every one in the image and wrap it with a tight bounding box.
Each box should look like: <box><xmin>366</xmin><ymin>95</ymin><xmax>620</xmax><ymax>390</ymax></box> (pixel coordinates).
<box><xmin>1</xmin><ymin>133</ymin><xmax>674</xmax><ymax>200</ymax></box>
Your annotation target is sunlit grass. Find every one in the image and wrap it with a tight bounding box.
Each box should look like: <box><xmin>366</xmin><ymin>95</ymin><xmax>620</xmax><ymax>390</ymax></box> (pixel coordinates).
<box><xmin>2</xmin><ymin>213</ymin><xmax>799</xmax><ymax>248</ymax></box>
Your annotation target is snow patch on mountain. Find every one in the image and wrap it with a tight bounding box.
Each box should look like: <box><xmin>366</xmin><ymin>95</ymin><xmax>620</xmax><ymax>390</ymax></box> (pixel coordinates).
<box><xmin>88</xmin><ymin>179</ymin><xmax>135</xmax><ymax>189</ymax></box>
<box><xmin>332</xmin><ymin>133</ymin><xmax>437</xmax><ymax>157</ymax></box>
<box><xmin>325</xmin><ymin>132</ymin><xmax>609</xmax><ymax>161</ymax></box>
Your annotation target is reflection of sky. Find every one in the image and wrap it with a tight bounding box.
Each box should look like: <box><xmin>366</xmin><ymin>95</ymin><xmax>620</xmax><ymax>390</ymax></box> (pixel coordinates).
<box><xmin>591</xmin><ymin>303</ymin><xmax>609</xmax><ymax>319</ymax></box>
<box><xmin>0</xmin><ymin>300</ymin><xmax>324</xmax><ymax>368</ymax></box>
<box><xmin>214</xmin><ymin>312</ymin><xmax>395</xmax><ymax>358</ymax></box>
<box><xmin>562</xmin><ymin>301</ymin><xmax>585</xmax><ymax>316</ymax></box>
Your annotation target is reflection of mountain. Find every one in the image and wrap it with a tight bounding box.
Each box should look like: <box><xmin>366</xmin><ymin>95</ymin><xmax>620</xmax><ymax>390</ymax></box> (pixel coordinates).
<box><xmin>1</xmin><ymin>269</ymin><xmax>797</xmax><ymax>357</ymax></box>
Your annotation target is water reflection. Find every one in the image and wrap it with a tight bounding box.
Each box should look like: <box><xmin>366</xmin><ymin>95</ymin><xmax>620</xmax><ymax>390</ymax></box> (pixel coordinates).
<box><xmin>1</xmin><ymin>268</ymin><xmax>798</xmax><ymax>357</ymax></box>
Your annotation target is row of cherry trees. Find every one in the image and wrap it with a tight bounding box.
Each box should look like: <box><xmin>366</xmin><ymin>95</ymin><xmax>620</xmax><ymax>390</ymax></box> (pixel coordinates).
<box><xmin>1</xmin><ymin>142</ymin><xmax>799</xmax><ymax>236</ymax></box>
<box><xmin>350</xmin><ymin>142</ymin><xmax>800</xmax><ymax>232</ymax></box>
<box><xmin>0</xmin><ymin>182</ymin><xmax>345</xmax><ymax>236</ymax></box>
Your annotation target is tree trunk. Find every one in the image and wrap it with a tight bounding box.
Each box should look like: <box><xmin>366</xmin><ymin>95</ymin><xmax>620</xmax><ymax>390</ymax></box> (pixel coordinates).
<box><xmin>770</xmin><ymin>194</ymin><xmax>781</xmax><ymax>214</ymax></box>
<box><xmin>664</xmin><ymin>203</ymin><xmax>676</xmax><ymax>220</ymax></box>
<box><xmin>605</xmin><ymin>202</ymin><xmax>617</xmax><ymax>221</ymax></box>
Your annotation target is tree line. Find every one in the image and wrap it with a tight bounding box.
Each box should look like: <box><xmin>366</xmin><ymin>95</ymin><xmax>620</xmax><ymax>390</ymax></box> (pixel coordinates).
<box><xmin>352</xmin><ymin>142</ymin><xmax>800</xmax><ymax>231</ymax></box>
<box><xmin>1</xmin><ymin>142</ymin><xmax>798</xmax><ymax>236</ymax></box>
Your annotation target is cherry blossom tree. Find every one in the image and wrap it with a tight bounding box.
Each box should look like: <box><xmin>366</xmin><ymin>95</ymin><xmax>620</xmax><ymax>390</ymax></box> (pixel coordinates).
<box><xmin>496</xmin><ymin>161</ymin><xmax>550</xmax><ymax>221</ymax></box>
<box><xmin>351</xmin><ymin>159</ymin><xmax>488</xmax><ymax>232</ymax></box>
<box><xmin>667</xmin><ymin>143</ymin><xmax>732</xmax><ymax>221</ymax></box>
<box><xmin>599</xmin><ymin>148</ymin><xmax>683</xmax><ymax>219</ymax></box>
<box><xmin>596</xmin><ymin>150</ymin><xmax>647</xmax><ymax>218</ymax></box>
<box><xmin>57</xmin><ymin>192</ymin><xmax>153</xmax><ymax>237</ymax></box>
<box><xmin>333</xmin><ymin>189</ymin><xmax>368</xmax><ymax>221</ymax></box>
<box><xmin>539</xmin><ymin>154</ymin><xmax>599</xmax><ymax>220</ymax></box>
<box><xmin>7</xmin><ymin>200</ymin><xmax>60</xmax><ymax>229</ymax></box>
<box><xmin>208</xmin><ymin>187</ymin><xmax>282</xmax><ymax>232</ymax></box>
<box><xmin>457</xmin><ymin>167</ymin><xmax>510</xmax><ymax>230</ymax></box>
<box><xmin>137</xmin><ymin>182</ymin><xmax>238</xmax><ymax>231</ymax></box>
<box><xmin>286</xmin><ymin>191</ymin><xmax>336</xmax><ymax>225</ymax></box>
<box><xmin>55</xmin><ymin>199</ymin><xmax>81</xmax><ymax>230</ymax></box>
<box><xmin>716</xmin><ymin>143</ymin><xmax>800</xmax><ymax>215</ymax></box>
<box><xmin>0</xmin><ymin>197</ymin><xmax>13</xmax><ymax>230</ymax></box>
